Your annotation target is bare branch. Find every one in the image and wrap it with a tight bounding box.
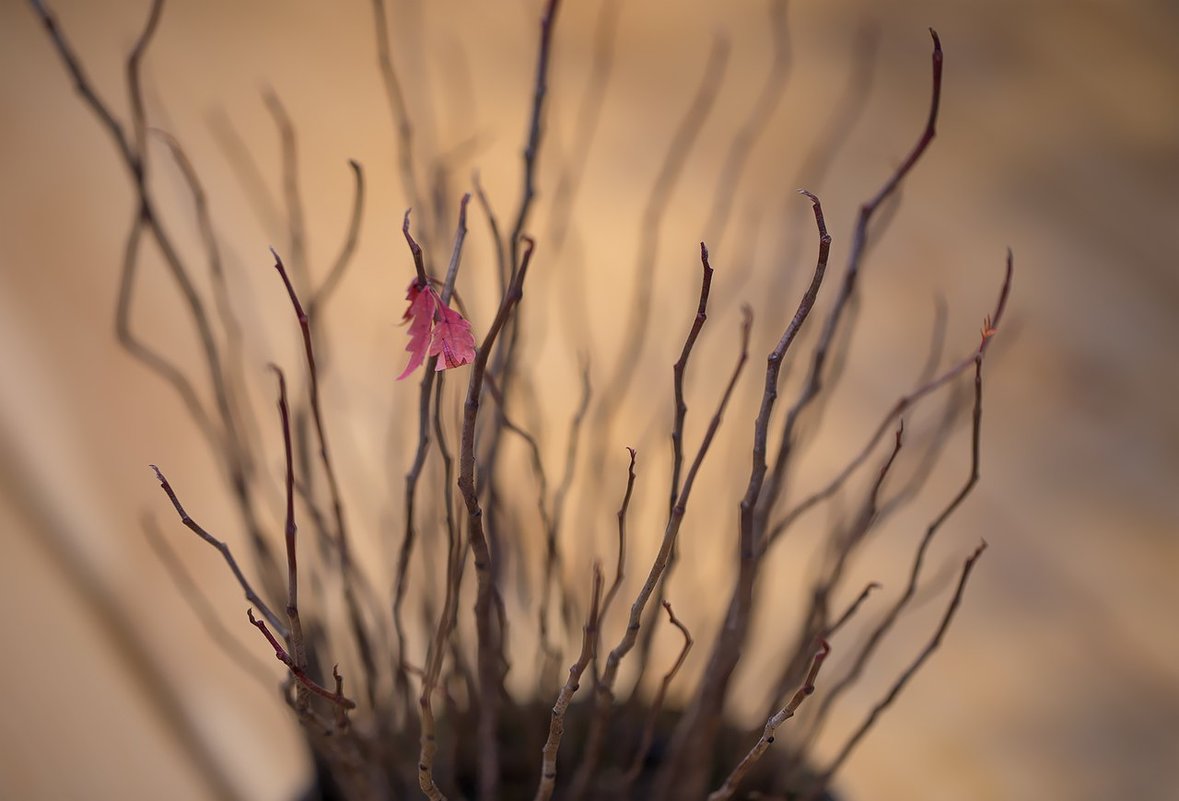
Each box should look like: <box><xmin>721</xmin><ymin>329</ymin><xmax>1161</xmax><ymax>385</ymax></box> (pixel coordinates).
<box><xmin>270</xmin><ymin>366</ymin><xmax>311</xmax><ymax>712</ymax></box>
<box><xmin>473</xmin><ymin>172</ymin><xmax>508</xmax><ymax>296</ymax></box>
<box><xmin>653</xmin><ymin>189</ymin><xmax>829</xmax><ymax>801</ymax></box>
<box><xmin>599</xmin><ymin>446</ymin><xmax>638</xmax><ymax>639</ymax></box>
<box><xmin>708</xmin><ymin>640</ymin><xmax>831</xmax><ymax>801</ymax></box>
<box><xmin>670</xmin><ymin>242</ymin><xmax>715</xmax><ymax>515</ymax></box>
<box><xmin>533</xmin><ymin>563</ymin><xmax>604</xmax><ymax>801</ymax></box>
<box><xmin>416</xmin><ymin>365</ymin><xmax>467</xmax><ymax>801</ymax></box>
<box><xmin>507</xmin><ymin>0</ymin><xmax>563</xmax><ymax>276</ymax></box>
<box><xmin>597</xmin><ymin>36</ymin><xmax>730</xmax><ymax>415</ymax></box>
<box><xmin>248</xmin><ymin>610</ymin><xmax>356</xmax><ymax>710</ymax></box>
<box><xmin>802</xmin><ymin>279</ymin><xmax>1008</xmax><ymax>746</ymax></box>
<box><xmin>827</xmin><ymin>581</ymin><xmax>882</xmax><ymax>640</ymax></box>
<box><xmin>33</xmin><ymin>0</ymin><xmax>282</xmax><ymax>603</ymax></box>
<box><xmin>403</xmin><ymin>208</ymin><xmax>431</xmax><ymax>287</ymax></box>
<box><xmin>766</xmin><ymin>249</ymin><xmax>1013</xmax><ymax>546</ymax></box>
<box><xmin>573</xmin><ymin>303</ymin><xmax>754</xmax><ymax>801</ymax></box>
<box><xmin>541</xmin><ymin>360</ymin><xmax>594</xmax><ymax>660</ymax></box>
<box><xmin>761</xmin><ymin>423</ymin><xmax>903</xmax><ymax>724</ymax></box>
<box><xmin>309</xmin><ymin>159</ymin><xmax>367</xmax><ymax>315</ymax></box>
<box><xmin>754</xmin><ymin>30</ymin><xmax>945</xmax><ymax>542</ymax></box>
<box><xmin>808</xmin><ymin>543</ymin><xmax>987</xmax><ymax>796</ymax></box>
<box><xmin>394</xmin><ymin>198</ymin><xmax>470</xmax><ymax>711</ymax></box>
<box><xmin>263</xmin><ymin>91</ymin><xmax>309</xmax><ymax>294</ymax></box>
<box><xmin>143</xmin><ymin>516</ymin><xmax>274</xmax><ymax>687</ymax></box>
<box><xmin>150</xmin><ymin>465</ymin><xmax>287</xmax><ymax>638</ymax></box>
<box><xmin>622</xmin><ymin>601</ymin><xmax>694</xmax><ymax>791</ymax></box>
<box><xmin>371</xmin><ymin>0</ymin><xmax>422</xmax><ymax>216</ymax></box>
<box><xmin>458</xmin><ymin>237</ymin><xmax>538</xmax><ymax>801</ymax></box>
<box><xmin>628</xmin><ymin>242</ymin><xmax>714</xmax><ymax>691</ymax></box>
<box><xmin>150</xmin><ymin>127</ymin><xmax>261</xmax><ymax>470</ymax></box>
<box><xmin>271</xmin><ymin>250</ymin><xmax>378</xmax><ymax>707</ymax></box>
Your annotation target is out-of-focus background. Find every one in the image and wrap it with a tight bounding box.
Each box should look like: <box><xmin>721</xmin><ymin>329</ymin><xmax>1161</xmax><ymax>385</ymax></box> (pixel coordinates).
<box><xmin>2</xmin><ymin>0</ymin><xmax>1177</xmax><ymax>800</ymax></box>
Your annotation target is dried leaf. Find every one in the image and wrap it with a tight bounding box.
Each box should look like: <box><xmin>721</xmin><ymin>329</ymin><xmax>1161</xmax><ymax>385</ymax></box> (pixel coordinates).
<box><xmin>396</xmin><ymin>280</ymin><xmax>477</xmax><ymax>379</ymax></box>
<box><xmin>396</xmin><ymin>280</ymin><xmax>437</xmax><ymax>380</ymax></box>
<box><xmin>429</xmin><ymin>304</ymin><xmax>477</xmax><ymax>371</ymax></box>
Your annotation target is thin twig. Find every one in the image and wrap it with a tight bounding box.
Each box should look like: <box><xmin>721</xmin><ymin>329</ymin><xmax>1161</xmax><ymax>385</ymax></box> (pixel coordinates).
<box><xmin>761</xmin><ymin>424</ymin><xmax>903</xmax><ymax>724</ymax></box>
<box><xmin>150</xmin><ymin>465</ymin><xmax>287</xmax><ymax>638</ymax></box>
<box><xmin>802</xmin><ymin>280</ymin><xmax>1008</xmax><ymax>746</ymax></box>
<box><xmin>33</xmin><ymin>0</ymin><xmax>282</xmax><ymax>603</ymax></box>
<box><xmin>629</xmin><ymin>242</ymin><xmax>715</xmax><ymax>691</ymax></box>
<box><xmin>473</xmin><ymin>172</ymin><xmax>508</xmax><ymax>297</ymax></box>
<box><xmin>621</xmin><ymin>601</ymin><xmax>694</xmax><ymax>793</ymax></box>
<box><xmin>394</xmin><ymin>199</ymin><xmax>469</xmax><ymax>712</ymax></box>
<box><xmin>416</xmin><ymin>378</ymin><xmax>465</xmax><ymax>801</ymax></box>
<box><xmin>708</xmin><ymin>640</ymin><xmax>831</xmax><ymax>801</ymax></box>
<box><xmin>807</xmin><ymin>543</ymin><xmax>987</xmax><ymax>797</ymax></box>
<box><xmin>754</xmin><ymin>30</ymin><xmax>945</xmax><ymax>542</ymax></box>
<box><xmin>827</xmin><ymin>581</ymin><xmax>882</xmax><ymax>640</ymax></box>
<box><xmin>571</xmin><ymin>304</ymin><xmax>753</xmax><ymax>801</ymax></box>
<box><xmin>596</xmin><ymin>36</ymin><xmax>730</xmax><ymax>418</ymax></box>
<box><xmin>766</xmin><ymin>250</ymin><xmax>1013</xmax><ymax>546</ymax></box>
<box><xmin>248</xmin><ymin>610</ymin><xmax>356</xmax><ymax>710</ymax></box>
<box><xmin>540</xmin><ymin>359</ymin><xmax>593</xmax><ymax>663</ymax></box>
<box><xmin>507</xmin><ymin>0</ymin><xmax>562</xmax><ymax>277</ymax></box>
<box><xmin>458</xmin><ymin>237</ymin><xmax>538</xmax><ymax>801</ymax></box>
<box><xmin>670</xmin><ymin>242</ymin><xmax>715</xmax><ymax>515</ymax></box>
<box><xmin>207</xmin><ymin>109</ymin><xmax>284</xmax><ymax>236</ymax></box>
<box><xmin>309</xmin><ymin>159</ymin><xmax>367</xmax><ymax>315</ymax></box>
<box><xmin>371</xmin><ymin>0</ymin><xmax>422</xmax><ymax>222</ymax></box>
<box><xmin>272</xmin><ymin>249</ymin><xmax>378</xmax><ymax>708</ymax></box>
<box><xmin>393</xmin><ymin>207</ymin><xmax>436</xmax><ymax>710</ymax></box>
<box><xmin>480</xmin><ymin>371</ymin><xmax>569</xmax><ymax>669</ymax></box>
<box><xmin>599</xmin><ymin>446</ymin><xmax>637</xmax><ymax>639</ymax></box>
<box><xmin>271</xmin><ymin>366</ymin><xmax>311</xmax><ymax>711</ymax></box>
<box><xmin>263</xmin><ymin>91</ymin><xmax>309</xmax><ymax>295</ymax></box>
<box><xmin>143</xmin><ymin>516</ymin><xmax>274</xmax><ymax>687</ymax></box>
<box><xmin>533</xmin><ymin>563</ymin><xmax>604</xmax><ymax>801</ymax></box>
<box><xmin>653</xmin><ymin>189</ymin><xmax>829</xmax><ymax>801</ymax></box>
<box><xmin>478</xmin><ymin>0</ymin><xmax>565</xmax><ymax>621</ymax></box>
<box><xmin>149</xmin><ymin>128</ymin><xmax>257</xmax><ymax>465</ymax></box>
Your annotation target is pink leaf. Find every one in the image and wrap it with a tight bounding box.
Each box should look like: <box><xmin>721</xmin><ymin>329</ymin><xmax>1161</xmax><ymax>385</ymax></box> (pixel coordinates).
<box><xmin>429</xmin><ymin>303</ymin><xmax>477</xmax><ymax>371</ymax></box>
<box><xmin>396</xmin><ymin>280</ymin><xmax>437</xmax><ymax>380</ymax></box>
<box><xmin>395</xmin><ymin>279</ymin><xmax>477</xmax><ymax>379</ymax></box>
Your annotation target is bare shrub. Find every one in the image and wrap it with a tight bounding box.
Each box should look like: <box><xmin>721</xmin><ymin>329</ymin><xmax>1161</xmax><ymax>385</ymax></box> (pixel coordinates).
<box><xmin>29</xmin><ymin>1</ymin><xmax>1012</xmax><ymax>799</ymax></box>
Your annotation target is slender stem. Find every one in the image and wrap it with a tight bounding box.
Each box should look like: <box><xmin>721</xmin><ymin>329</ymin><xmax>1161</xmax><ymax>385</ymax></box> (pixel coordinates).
<box><xmin>653</xmin><ymin>190</ymin><xmax>829</xmax><ymax>801</ymax></box>
<box><xmin>309</xmin><ymin>159</ymin><xmax>367</xmax><ymax>315</ymax></box>
<box><xmin>621</xmin><ymin>601</ymin><xmax>694</xmax><ymax>795</ymax></box>
<box><xmin>572</xmin><ymin>305</ymin><xmax>753</xmax><ymax>801</ymax></box>
<box><xmin>371</xmin><ymin>0</ymin><xmax>422</xmax><ymax>218</ymax></box>
<box><xmin>508</xmin><ymin>0</ymin><xmax>563</xmax><ymax>277</ymax></box>
<box><xmin>533</xmin><ymin>564</ymin><xmax>603</xmax><ymax>801</ymax></box>
<box><xmin>708</xmin><ymin>640</ymin><xmax>830</xmax><ymax>801</ymax></box>
<box><xmin>458</xmin><ymin>238</ymin><xmax>538</xmax><ymax>801</ymax></box>
<box><xmin>150</xmin><ymin>465</ymin><xmax>287</xmax><ymax>638</ymax></box>
<box><xmin>808</xmin><ymin>543</ymin><xmax>987</xmax><ymax>797</ymax></box>
<box><xmin>248</xmin><ymin>610</ymin><xmax>356</xmax><ymax>710</ymax></box>
<box><xmin>271</xmin><ymin>249</ymin><xmax>378</xmax><ymax>707</ymax></box>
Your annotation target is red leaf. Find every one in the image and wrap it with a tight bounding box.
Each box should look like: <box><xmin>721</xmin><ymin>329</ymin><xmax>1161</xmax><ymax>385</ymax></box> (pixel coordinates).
<box><xmin>429</xmin><ymin>304</ymin><xmax>477</xmax><ymax>371</ymax></box>
<box><xmin>396</xmin><ymin>280</ymin><xmax>437</xmax><ymax>380</ymax></box>
<box><xmin>395</xmin><ymin>280</ymin><xmax>477</xmax><ymax>379</ymax></box>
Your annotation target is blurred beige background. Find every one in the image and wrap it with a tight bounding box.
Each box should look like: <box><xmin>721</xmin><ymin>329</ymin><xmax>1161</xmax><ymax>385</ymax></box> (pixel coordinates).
<box><xmin>2</xmin><ymin>1</ymin><xmax>1178</xmax><ymax>800</ymax></box>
